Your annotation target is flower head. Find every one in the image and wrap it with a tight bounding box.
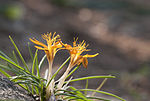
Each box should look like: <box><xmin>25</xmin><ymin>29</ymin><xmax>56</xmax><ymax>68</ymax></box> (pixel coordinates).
<box><xmin>29</xmin><ymin>32</ymin><xmax>62</xmax><ymax>63</ymax></box>
<box><xmin>61</xmin><ymin>38</ymin><xmax>99</xmax><ymax>68</ymax></box>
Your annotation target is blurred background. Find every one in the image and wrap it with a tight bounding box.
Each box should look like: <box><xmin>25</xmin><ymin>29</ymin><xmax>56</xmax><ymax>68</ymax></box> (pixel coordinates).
<box><xmin>0</xmin><ymin>0</ymin><xmax>150</xmax><ymax>101</ymax></box>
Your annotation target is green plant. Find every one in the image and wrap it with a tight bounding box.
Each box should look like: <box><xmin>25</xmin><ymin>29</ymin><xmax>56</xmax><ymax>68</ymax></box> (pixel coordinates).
<box><xmin>0</xmin><ymin>32</ymin><xmax>126</xmax><ymax>101</ymax></box>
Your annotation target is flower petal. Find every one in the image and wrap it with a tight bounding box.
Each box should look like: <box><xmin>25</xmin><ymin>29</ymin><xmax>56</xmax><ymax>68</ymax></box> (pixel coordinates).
<box><xmin>82</xmin><ymin>57</ymin><xmax>88</xmax><ymax>68</ymax></box>
<box><xmin>35</xmin><ymin>46</ymin><xmax>47</xmax><ymax>50</ymax></box>
<box><xmin>83</xmin><ymin>53</ymin><xmax>99</xmax><ymax>58</ymax></box>
<box><xmin>29</xmin><ymin>38</ymin><xmax>47</xmax><ymax>48</ymax></box>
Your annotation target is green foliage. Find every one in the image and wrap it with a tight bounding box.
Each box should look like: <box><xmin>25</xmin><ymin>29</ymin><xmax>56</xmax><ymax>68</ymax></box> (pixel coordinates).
<box><xmin>0</xmin><ymin>36</ymin><xmax>125</xmax><ymax>101</ymax></box>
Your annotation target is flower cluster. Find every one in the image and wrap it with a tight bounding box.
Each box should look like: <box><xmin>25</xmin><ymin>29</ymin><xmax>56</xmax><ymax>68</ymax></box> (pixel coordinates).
<box><xmin>30</xmin><ymin>32</ymin><xmax>98</xmax><ymax>70</ymax></box>
<box><xmin>30</xmin><ymin>32</ymin><xmax>99</xmax><ymax>99</ymax></box>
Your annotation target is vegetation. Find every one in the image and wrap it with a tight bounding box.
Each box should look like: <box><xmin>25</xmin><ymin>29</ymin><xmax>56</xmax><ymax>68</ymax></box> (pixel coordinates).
<box><xmin>0</xmin><ymin>32</ymin><xmax>125</xmax><ymax>101</ymax></box>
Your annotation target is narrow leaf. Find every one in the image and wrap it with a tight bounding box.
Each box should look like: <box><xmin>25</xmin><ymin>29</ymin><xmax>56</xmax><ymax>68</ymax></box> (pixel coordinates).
<box><xmin>35</xmin><ymin>50</ymin><xmax>40</xmax><ymax>77</ymax></box>
<box><xmin>28</xmin><ymin>42</ymin><xmax>34</xmax><ymax>61</ymax></box>
<box><xmin>87</xmin><ymin>97</ymin><xmax>110</xmax><ymax>101</ymax></box>
<box><xmin>65</xmin><ymin>75</ymin><xmax>115</xmax><ymax>83</ymax></box>
<box><xmin>92</xmin><ymin>77</ymin><xmax>108</xmax><ymax>97</ymax></box>
<box><xmin>9</xmin><ymin>36</ymin><xmax>29</xmax><ymax>72</ymax></box>
<box><xmin>0</xmin><ymin>55</ymin><xmax>24</xmax><ymax>70</ymax></box>
<box><xmin>0</xmin><ymin>68</ymin><xmax>11</xmax><ymax>78</ymax></box>
<box><xmin>32</xmin><ymin>49</ymin><xmax>38</xmax><ymax>74</ymax></box>
<box><xmin>84</xmin><ymin>79</ymin><xmax>88</xmax><ymax>95</ymax></box>
<box><xmin>0</xmin><ymin>64</ymin><xmax>14</xmax><ymax>72</ymax></box>
<box><xmin>69</xmin><ymin>86</ymin><xmax>90</xmax><ymax>101</ymax></box>
<box><xmin>0</xmin><ymin>50</ymin><xmax>14</xmax><ymax>62</ymax></box>
<box><xmin>12</xmin><ymin>51</ymin><xmax>19</xmax><ymax>65</ymax></box>
<box><xmin>79</xmin><ymin>89</ymin><xmax>126</xmax><ymax>101</ymax></box>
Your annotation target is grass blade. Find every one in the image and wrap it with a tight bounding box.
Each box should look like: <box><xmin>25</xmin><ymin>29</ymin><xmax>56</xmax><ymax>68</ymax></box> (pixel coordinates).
<box><xmin>12</xmin><ymin>51</ymin><xmax>19</xmax><ymax>65</ymax></box>
<box><xmin>0</xmin><ymin>55</ymin><xmax>24</xmax><ymax>71</ymax></box>
<box><xmin>79</xmin><ymin>89</ymin><xmax>126</xmax><ymax>101</ymax></box>
<box><xmin>14</xmin><ymin>80</ymin><xmax>39</xmax><ymax>87</ymax></box>
<box><xmin>28</xmin><ymin>42</ymin><xmax>34</xmax><ymax>61</ymax></box>
<box><xmin>55</xmin><ymin>93</ymin><xmax>82</xmax><ymax>100</ymax></box>
<box><xmin>35</xmin><ymin>86</ymin><xmax>39</xmax><ymax>95</ymax></box>
<box><xmin>0</xmin><ymin>50</ymin><xmax>14</xmax><ymax>62</ymax></box>
<box><xmin>69</xmin><ymin>86</ymin><xmax>91</xmax><ymax>101</ymax></box>
<box><xmin>31</xmin><ymin>49</ymin><xmax>38</xmax><ymax>95</ymax></box>
<box><xmin>87</xmin><ymin>97</ymin><xmax>110</xmax><ymax>101</ymax></box>
<box><xmin>3</xmin><ymin>64</ymin><xmax>23</xmax><ymax>75</ymax></box>
<box><xmin>35</xmin><ymin>51</ymin><xmax>40</xmax><ymax>77</ymax></box>
<box><xmin>10</xmin><ymin>74</ymin><xmax>41</xmax><ymax>85</ymax></box>
<box><xmin>9</xmin><ymin>36</ymin><xmax>29</xmax><ymax>72</ymax></box>
<box><xmin>32</xmin><ymin>49</ymin><xmax>38</xmax><ymax>74</ymax></box>
<box><xmin>84</xmin><ymin>79</ymin><xmax>88</xmax><ymax>95</ymax></box>
<box><xmin>0</xmin><ymin>64</ymin><xmax>14</xmax><ymax>72</ymax></box>
<box><xmin>92</xmin><ymin>77</ymin><xmax>108</xmax><ymax>97</ymax></box>
<box><xmin>0</xmin><ymin>68</ymin><xmax>11</xmax><ymax>78</ymax></box>
<box><xmin>65</xmin><ymin>75</ymin><xmax>115</xmax><ymax>83</ymax></box>
<box><xmin>18</xmin><ymin>83</ymin><xmax>28</xmax><ymax>91</ymax></box>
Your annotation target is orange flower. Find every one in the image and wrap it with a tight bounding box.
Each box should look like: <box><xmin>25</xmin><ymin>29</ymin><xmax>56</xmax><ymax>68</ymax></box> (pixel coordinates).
<box><xmin>29</xmin><ymin>32</ymin><xmax>62</xmax><ymax>63</ymax></box>
<box><xmin>57</xmin><ymin>38</ymin><xmax>99</xmax><ymax>90</ymax></box>
<box><xmin>30</xmin><ymin>32</ymin><xmax>62</xmax><ymax>98</ymax></box>
<box><xmin>61</xmin><ymin>38</ymin><xmax>99</xmax><ymax>68</ymax></box>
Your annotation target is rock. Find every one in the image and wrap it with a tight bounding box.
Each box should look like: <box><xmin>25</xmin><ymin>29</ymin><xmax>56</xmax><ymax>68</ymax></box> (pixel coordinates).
<box><xmin>0</xmin><ymin>76</ymin><xmax>35</xmax><ymax>101</ymax></box>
